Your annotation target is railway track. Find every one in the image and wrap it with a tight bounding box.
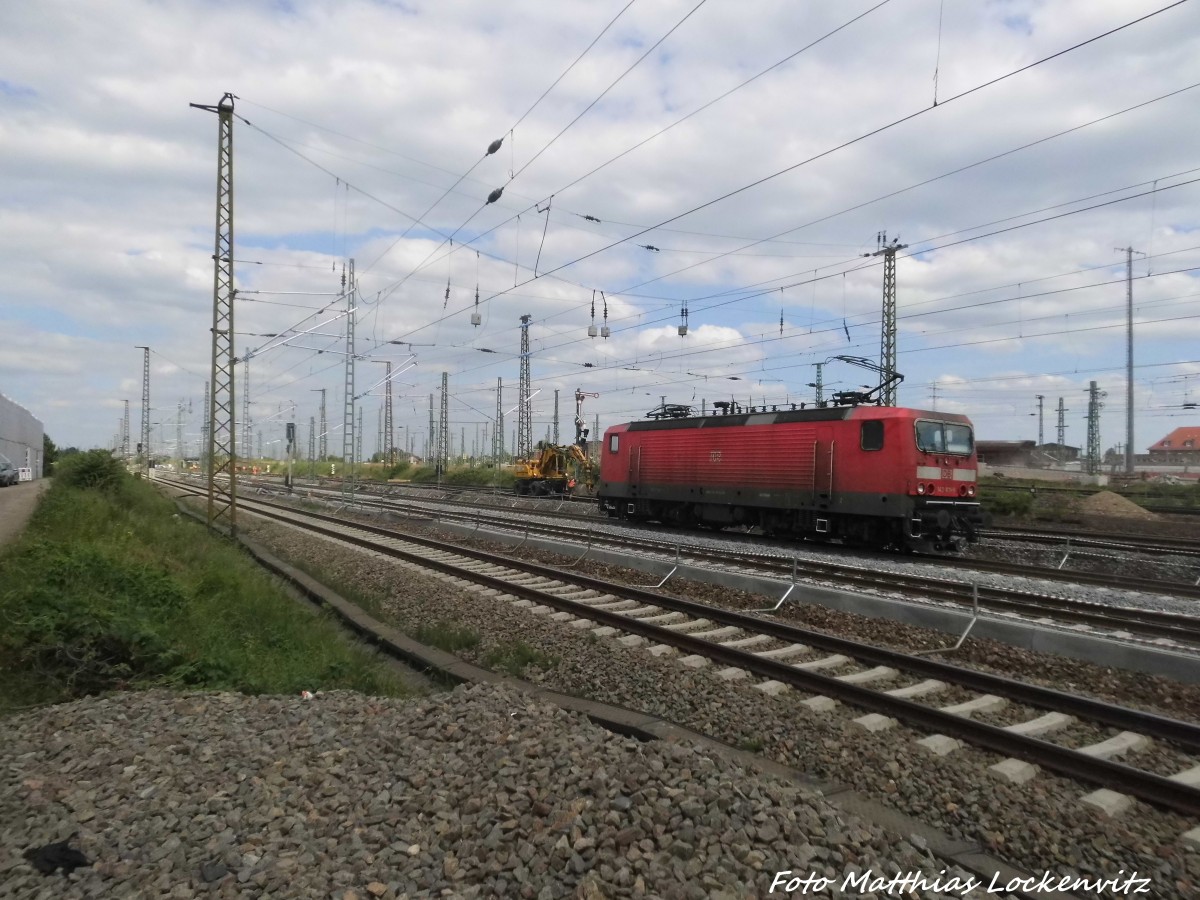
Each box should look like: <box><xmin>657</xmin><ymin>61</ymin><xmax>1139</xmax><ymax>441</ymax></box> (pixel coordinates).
<box><xmin>984</xmin><ymin>523</ymin><xmax>1200</xmax><ymax>558</ymax></box>
<box><xmin>226</xmin><ymin>477</ymin><xmax>1200</xmax><ymax>647</ymax></box>
<box><xmin>240</xmin><ymin>473</ymin><xmax>1200</xmax><ymax>557</ymax></box>
<box><xmin>167</xmin><ymin>480</ymin><xmax>1200</xmax><ymax>821</ymax></box>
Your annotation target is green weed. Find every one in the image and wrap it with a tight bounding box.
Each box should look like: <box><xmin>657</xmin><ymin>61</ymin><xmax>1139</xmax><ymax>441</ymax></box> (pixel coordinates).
<box><xmin>0</xmin><ymin>472</ymin><xmax>407</xmax><ymax>714</ymax></box>
<box><xmin>483</xmin><ymin>641</ymin><xmax>556</xmax><ymax>677</ymax></box>
<box><xmin>415</xmin><ymin>621</ymin><xmax>481</xmax><ymax>653</ymax></box>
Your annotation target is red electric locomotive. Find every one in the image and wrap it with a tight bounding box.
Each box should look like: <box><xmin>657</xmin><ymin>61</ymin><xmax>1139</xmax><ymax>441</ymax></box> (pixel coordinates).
<box><xmin>596</xmin><ymin>402</ymin><xmax>986</xmax><ymax>552</ymax></box>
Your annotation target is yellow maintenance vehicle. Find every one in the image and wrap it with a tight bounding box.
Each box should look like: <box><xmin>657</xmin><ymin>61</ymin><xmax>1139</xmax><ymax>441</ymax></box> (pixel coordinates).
<box><xmin>511</xmin><ymin>441</ymin><xmax>594</xmax><ymax>496</ymax></box>
<box><xmin>511</xmin><ymin>389</ymin><xmax>599</xmax><ymax>496</ymax></box>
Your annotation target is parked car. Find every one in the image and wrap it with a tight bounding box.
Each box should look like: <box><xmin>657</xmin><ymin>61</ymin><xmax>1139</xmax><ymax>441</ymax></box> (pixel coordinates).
<box><xmin>0</xmin><ymin>453</ymin><xmax>18</xmax><ymax>487</ymax></box>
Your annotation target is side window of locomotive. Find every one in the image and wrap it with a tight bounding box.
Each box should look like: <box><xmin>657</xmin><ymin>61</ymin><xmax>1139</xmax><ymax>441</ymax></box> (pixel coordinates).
<box><xmin>944</xmin><ymin>424</ymin><xmax>973</xmax><ymax>455</ymax></box>
<box><xmin>609</xmin><ymin>434</ymin><xmax>619</xmax><ymax>453</ymax></box>
<box><xmin>860</xmin><ymin>420</ymin><xmax>884</xmax><ymax>451</ymax></box>
<box><xmin>915</xmin><ymin>420</ymin><xmax>945</xmax><ymax>453</ymax></box>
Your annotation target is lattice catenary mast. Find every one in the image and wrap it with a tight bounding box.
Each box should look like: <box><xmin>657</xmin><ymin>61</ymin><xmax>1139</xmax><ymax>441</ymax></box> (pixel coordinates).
<box><xmin>121</xmin><ymin>399</ymin><xmax>130</xmax><ymax>462</ymax></box>
<box><xmin>200</xmin><ymin>381</ymin><xmax>210</xmax><ymax>467</ymax></box>
<box><xmin>518</xmin><ymin>314</ymin><xmax>533</xmax><ymax>460</ymax></box>
<box><xmin>493</xmin><ymin>378</ymin><xmax>504</xmax><ymax>468</ymax></box>
<box><xmin>190</xmin><ymin>92</ymin><xmax>237</xmax><ymax>535</ymax></box>
<box><xmin>809</xmin><ymin>362</ymin><xmax>824</xmax><ymax>407</ymax></box>
<box><xmin>176</xmin><ymin>400</ymin><xmax>185</xmax><ymax>465</ymax></box>
<box><xmin>355</xmin><ymin>405</ymin><xmax>363</xmax><ymax>470</ymax></box>
<box><xmin>1116</xmin><ymin>246</ymin><xmax>1144</xmax><ymax>475</ymax></box>
<box><xmin>135</xmin><ymin>345</ymin><xmax>151</xmax><ymax>474</ymax></box>
<box><xmin>428</xmin><ymin>394</ymin><xmax>435</xmax><ymax>461</ymax></box>
<box><xmin>553</xmin><ymin>389</ymin><xmax>559</xmax><ymax>444</ymax></box>
<box><xmin>1085</xmin><ymin>381</ymin><xmax>1105</xmax><ymax>476</ymax></box>
<box><xmin>341</xmin><ymin>259</ymin><xmax>356</xmax><ymax>501</ymax></box>
<box><xmin>866</xmin><ymin>232</ymin><xmax>907</xmax><ymax>407</ymax></box>
<box><xmin>310</xmin><ymin>388</ymin><xmax>327</xmax><ymax>461</ymax></box>
<box><xmin>383</xmin><ymin>361</ymin><xmax>394</xmax><ymax>465</ymax></box>
<box><xmin>438</xmin><ymin>371</ymin><xmax>449</xmax><ymax>476</ymax></box>
<box><xmin>241</xmin><ymin>358</ymin><xmax>252</xmax><ymax>459</ymax></box>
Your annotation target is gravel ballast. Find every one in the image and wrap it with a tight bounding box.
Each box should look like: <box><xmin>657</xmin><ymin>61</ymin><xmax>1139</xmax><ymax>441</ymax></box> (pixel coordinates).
<box><xmin>2</xmin><ymin>686</ymin><xmax>1023</xmax><ymax>899</ymax></box>
<box><xmin>227</xmin><ymin>514</ymin><xmax>1200</xmax><ymax>896</ymax></box>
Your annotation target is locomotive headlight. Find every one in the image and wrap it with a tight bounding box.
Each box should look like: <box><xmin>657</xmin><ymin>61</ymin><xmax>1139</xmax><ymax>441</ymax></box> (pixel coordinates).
<box><xmin>916</xmin><ymin>483</ymin><xmax>926</xmax><ymax>495</ymax></box>
<box><xmin>966</xmin><ymin>484</ymin><xmax>976</xmax><ymax>497</ymax></box>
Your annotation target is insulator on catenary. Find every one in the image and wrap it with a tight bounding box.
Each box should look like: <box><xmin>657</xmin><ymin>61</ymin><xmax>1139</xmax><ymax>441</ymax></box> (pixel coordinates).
<box><xmin>641</xmin><ymin>244</ymin><xmax>660</xmax><ymax>252</ymax></box>
<box><xmin>486</xmin><ymin>138</ymin><xmax>504</xmax><ymax>155</ymax></box>
<box><xmin>583</xmin><ymin>215</ymin><xmax>601</xmax><ymax>223</ymax></box>
<box><xmin>486</xmin><ymin>186</ymin><xmax>504</xmax><ymax>204</ymax></box>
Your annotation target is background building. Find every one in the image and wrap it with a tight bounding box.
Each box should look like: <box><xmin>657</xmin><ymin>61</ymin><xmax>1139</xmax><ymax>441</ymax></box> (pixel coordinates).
<box><xmin>1147</xmin><ymin>427</ymin><xmax>1200</xmax><ymax>466</ymax></box>
<box><xmin>0</xmin><ymin>392</ymin><xmax>44</xmax><ymax>478</ymax></box>
<box><xmin>975</xmin><ymin>441</ymin><xmax>1080</xmax><ymax>468</ymax></box>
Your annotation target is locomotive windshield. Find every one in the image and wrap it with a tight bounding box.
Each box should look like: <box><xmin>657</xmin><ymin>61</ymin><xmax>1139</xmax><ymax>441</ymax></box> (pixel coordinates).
<box><xmin>915</xmin><ymin>420</ymin><xmax>973</xmax><ymax>455</ymax></box>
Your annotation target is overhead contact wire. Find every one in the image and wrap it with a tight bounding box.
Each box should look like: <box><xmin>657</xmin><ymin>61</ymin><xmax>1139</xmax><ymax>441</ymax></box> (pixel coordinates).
<box><xmin>524</xmin><ymin>0</ymin><xmax>1191</xmax><ymax>292</ymax></box>
<box><xmin>375</xmin><ymin>0</ymin><xmax>1191</xmax><ymax>349</ymax></box>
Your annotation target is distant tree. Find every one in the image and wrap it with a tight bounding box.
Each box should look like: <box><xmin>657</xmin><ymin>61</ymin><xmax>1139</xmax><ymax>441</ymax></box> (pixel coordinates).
<box><xmin>43</xmin><ymin>433</ymin><xmax>58</xmax><ymax>475</ymax></box>
<box><xmin>56</xmin><ymin>448</ymin><xmax>126</xmax><ymax>491</ymax></box>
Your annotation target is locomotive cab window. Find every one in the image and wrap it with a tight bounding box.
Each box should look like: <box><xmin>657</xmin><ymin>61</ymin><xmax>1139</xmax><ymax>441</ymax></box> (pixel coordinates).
<box><xmin>609</xmin><ymin>434</ymin><xmax>619</xmax><ymax>453</ymax></box>
<box><xmin>915</xmin><ymin>420</ymin><xmax>973</xmax><ymax>455</ymax></box>
<box><xmin>860</xmin><ymin>420</ymin><xmax>884</xmax><ymax>451</ymax></box>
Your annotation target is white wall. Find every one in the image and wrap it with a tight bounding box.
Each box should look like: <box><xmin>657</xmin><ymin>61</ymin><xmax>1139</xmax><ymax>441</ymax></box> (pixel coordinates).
<box><xmin>0</xmin><ymin>392</ymin><xmax>45</xmax><ymax>477</ymax></box>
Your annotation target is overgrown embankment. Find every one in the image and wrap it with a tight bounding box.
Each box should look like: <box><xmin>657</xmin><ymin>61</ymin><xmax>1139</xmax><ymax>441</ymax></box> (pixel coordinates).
<box><xmin>0</xmin><ymin>451</ymin><xmax>406</xmax><ymax>715</ymax></box>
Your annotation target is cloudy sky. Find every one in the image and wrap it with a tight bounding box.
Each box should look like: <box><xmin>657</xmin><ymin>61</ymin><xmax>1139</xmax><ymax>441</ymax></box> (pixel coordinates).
<box><xmin>3</xmin><ymin>0</ymin><xmax>1199</xmax><ymax>462</ymax></box>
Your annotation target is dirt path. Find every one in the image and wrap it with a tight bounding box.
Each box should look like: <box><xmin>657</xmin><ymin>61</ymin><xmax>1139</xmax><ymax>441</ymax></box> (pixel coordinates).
<box><xmin>0</xmin><ymin>479</ymin><xmax>48</xmax><ymax>548</ymax></box>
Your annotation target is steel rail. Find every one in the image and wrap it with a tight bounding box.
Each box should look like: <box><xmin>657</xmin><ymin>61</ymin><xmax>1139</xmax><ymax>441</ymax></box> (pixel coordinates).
<box><xmin>276</xmin><ymin>479</ymin><xmax>1200</xmax><ymax>600</ymax></box>
<box><xmin>984</xmin><ymin>525</ymin><xmax>1200</xmax><ymax>557</ymax></box>
<box><xmin>202</xmin><ymin>489</ymin><xmax>1200</xmax><ymax>817</ymax></box>
<box><xmin>180</xmin><ymin>476</ymin><xmax>1200</xmax><ymax>642</ymax></box>
<box><xmin>301</xmin><ymin>489</ymin><xmax>1200</xmax><ymax>631</ymax></box>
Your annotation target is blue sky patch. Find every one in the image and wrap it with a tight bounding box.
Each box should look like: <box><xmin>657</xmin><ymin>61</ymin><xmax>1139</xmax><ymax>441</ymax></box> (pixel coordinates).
<box><xmin>0</xmin><ymin>79</ymin><xmax>36</xmax><ymax>99</ymax></box>
<box><xmin>1002</xmin><ymin>14</ymin><xmax>1034</xmax><ymax>35</ymax></box>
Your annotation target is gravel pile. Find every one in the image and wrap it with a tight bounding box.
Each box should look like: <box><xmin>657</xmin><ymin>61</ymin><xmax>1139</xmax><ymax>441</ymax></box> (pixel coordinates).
<box><xmin>1</xmin><ymin>685</ymin><xmax>1007</xmax><ymax>900</ymax></box>
<box><xmin>1078</xmin><ymin>492</ymin><xmax>1160</xmax><ymax>520</ymax></box>
<box><xmin>230</xmin><ymin>516</ymin><xmax>1200</xmax><ymax>896</ymax></box>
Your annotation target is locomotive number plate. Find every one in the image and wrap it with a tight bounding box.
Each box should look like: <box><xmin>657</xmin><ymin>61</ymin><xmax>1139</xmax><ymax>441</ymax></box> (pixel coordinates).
<box><xmin>710</xmin><ymin>450</ymin><xmax>722</xmax><ymax>462</ymax></box>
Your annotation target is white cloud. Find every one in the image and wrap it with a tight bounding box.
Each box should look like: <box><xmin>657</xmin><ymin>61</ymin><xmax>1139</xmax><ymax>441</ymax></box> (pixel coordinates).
<box><xmin>3</xmin><ymin>0</ymin><xmax>1199</xmax><ymax>457</ymax></box>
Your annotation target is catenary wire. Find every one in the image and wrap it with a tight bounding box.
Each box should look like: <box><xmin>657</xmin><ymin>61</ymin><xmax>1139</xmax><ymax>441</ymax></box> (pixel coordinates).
<box><xmin>376</xmin><ymin>1</ymin><xmax>1191</xmax><ymax>347</ymax></box>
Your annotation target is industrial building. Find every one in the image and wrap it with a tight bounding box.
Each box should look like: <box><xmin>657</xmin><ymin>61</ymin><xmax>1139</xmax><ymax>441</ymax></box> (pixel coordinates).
<box><xmin>0</xmin><ymin>392</ymin><xmax>44</xmax><ymax>480</ymax></box>
<box><xmin>1148</xmin><ymin>427</ymin><xmax>1200</xmax><ymax>466</ymax></box>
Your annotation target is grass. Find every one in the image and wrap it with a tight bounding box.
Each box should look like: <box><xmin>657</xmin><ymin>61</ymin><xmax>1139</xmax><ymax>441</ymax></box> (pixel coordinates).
<box><xmin>0</xmin><ymin>451</ymin><xmax>408</xmax><ymax>715</ymax></box>
<box><xmin>979</xmin><ymin>475</ymin><xmax>1200</xmax><ymax>521</ymax></box>
<box><xmin>483</xmin><ymin>641</ymin><xmax>556</xmax><ymax>677</ymax></box>
<box><xmin>415</xmin><ymin>621</ymin><xmax>482</xmax><ymax>653</ymax></box>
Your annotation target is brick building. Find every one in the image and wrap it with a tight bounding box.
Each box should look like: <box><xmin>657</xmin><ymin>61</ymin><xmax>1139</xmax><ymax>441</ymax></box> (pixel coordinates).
<box><xmin>1148</xmin><ymin>426</ymin><xmax>1200</xmax><ymax>465</ymax></box>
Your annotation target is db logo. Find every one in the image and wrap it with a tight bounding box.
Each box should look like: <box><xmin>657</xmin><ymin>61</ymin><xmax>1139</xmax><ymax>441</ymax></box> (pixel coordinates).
<box><xmin>941</xmin><ymin>467</ymin><xmax>953</xmax><ymax>480</ymax></box>
<box><xmin>710</xmin><ymin>450</ymin><xmax>722</xmax><ymax>462</ymax></box>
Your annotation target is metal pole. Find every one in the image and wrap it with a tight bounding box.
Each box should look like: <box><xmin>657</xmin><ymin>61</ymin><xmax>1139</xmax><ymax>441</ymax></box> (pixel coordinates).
<box><xmin>518</xmin><ymin>314</ymin><xmax>533</xmax><ymax>460</ymax></box>
<box><xmin>1116</xmin><ymin>247</ymin><xmax>1144</xmax><ymax>476</ymax></box>
<box><xmin>867</xmin><ymin>233</ymin><xmax>907</xmax><ymax>406</ymax></box>
<box><xmin>286</xmin><ymin>415</ymin><xmax>295</xmax><ymax>493</ymax></box>
<box><xmin>122</xmin><ymin>399</ymin><xmax>130</xmax><ymax>463</ymax></box>
<box><xmin>136</xmin><ymin>346</ymin><xmax>151</xmax><ymax>476</ymax></box>
<box><xmin>191</xmin><ymin>92</ymin><xmax>238</xmax><ymax>534</ymax></box>
<box><xmin>342</xmin><ymin>260</ymin><xmax>356</xmax><ymax>502</ymax></box>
